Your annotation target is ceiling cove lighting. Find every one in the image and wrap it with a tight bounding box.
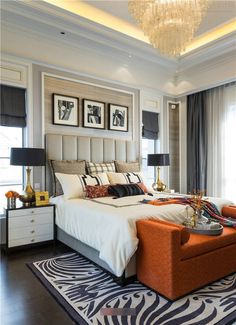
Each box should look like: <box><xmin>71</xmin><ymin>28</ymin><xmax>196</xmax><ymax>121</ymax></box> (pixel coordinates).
<box><xmin>128</xmin><ymin>0</ymin><xmax>211</xmax><ymax>57</ymax></box>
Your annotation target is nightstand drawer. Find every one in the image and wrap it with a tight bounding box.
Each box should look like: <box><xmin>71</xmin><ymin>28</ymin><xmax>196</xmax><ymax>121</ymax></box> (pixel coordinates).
<box><xmin>8</xmin><ymin>213</ymin><xmax>53</xmax><ymax>229</ymax></box>
<box><xmin>8</xmin><ymin>206</ymin><xmax>53</xmax><ymax>218</ymax></box>
<box><xmin>9</xmin><ymin>223</ymin><xmax>53</xmax><ymax>241</ymax></box>
<box><xmin>8</xmin><ymin>234</ymin><xmax>53</xmax><ymax>248</ymax></box>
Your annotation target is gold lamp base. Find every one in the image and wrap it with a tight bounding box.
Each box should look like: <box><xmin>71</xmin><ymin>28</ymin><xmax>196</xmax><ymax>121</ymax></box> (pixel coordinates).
<box><xmin>19</xmin><ymin>167</ymin><xmax>35</xmax><ymax>206</ymax></box>
<box><xmin>152</xmin><ymin>166</ymin><xmax>167</xmax><ymax>192</ymax></box>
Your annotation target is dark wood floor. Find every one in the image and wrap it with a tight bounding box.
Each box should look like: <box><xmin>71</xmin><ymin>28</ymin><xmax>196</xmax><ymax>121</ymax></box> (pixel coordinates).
<box><xmin>0</xmin><ymin>243</ymin><xmax>76</xmax><ymax>325</ymax></box>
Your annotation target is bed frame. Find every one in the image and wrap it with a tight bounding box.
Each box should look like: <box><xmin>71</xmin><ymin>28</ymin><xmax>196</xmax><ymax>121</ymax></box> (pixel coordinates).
<box><xmin>45</xmin><ymin>134</ymin><xmax>138</xmax><ymax>282</ymax></box>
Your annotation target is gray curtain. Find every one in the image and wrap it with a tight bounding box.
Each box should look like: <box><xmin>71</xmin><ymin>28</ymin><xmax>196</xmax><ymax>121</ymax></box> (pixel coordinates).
<box><xmin>0</xmin><ymin>85</ymin><xmax>26</xmax><ymax>127</ymax></box>
<box><xmin>142</xmin><ymin>111</ymin><xmax>159</xmax><ymax>140</ymax></box>
<box><xmin>187</xmin><ymin>91</ymin><xmax>207</xmax><ymax>193</ymax></box>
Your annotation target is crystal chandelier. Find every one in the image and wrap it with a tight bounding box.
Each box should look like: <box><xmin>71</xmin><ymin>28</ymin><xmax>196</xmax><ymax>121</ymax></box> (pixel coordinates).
<box><xmin>128</xmin><ymin>0</ymin><xmax>210</xmax><ymax>57</ymax></box>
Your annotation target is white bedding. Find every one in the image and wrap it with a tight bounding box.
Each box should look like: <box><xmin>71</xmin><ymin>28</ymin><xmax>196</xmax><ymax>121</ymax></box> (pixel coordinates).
<box><xmin>51</xmin><ymin>193</ymin><xmax>232</xmax><ymax>277</ymax></box>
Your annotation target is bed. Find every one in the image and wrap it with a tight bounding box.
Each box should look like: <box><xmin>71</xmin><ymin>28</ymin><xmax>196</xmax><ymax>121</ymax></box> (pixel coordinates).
<box><xmin>46</xmin><ymin>134</ymin><xmax>233</xmax><ymax>283</ymax></box>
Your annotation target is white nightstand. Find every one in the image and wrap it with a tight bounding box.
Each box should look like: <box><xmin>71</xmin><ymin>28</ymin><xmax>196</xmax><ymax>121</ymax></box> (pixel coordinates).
<box><xmin>2</xmin><ymin>204</ymin><xmax>55</xmax><ymax>253</ymax></box>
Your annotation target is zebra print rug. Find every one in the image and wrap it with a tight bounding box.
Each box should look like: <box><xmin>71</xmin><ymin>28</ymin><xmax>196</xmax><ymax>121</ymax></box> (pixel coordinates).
<box><xmin>28</xmin><ymin>252</ymin><xmax>236</xmax><ymax>325</ymax></box>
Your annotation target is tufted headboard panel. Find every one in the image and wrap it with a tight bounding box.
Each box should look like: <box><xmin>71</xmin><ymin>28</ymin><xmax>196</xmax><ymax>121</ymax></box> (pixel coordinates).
<box><xmin>45</xmin><ymin>134</ymin><xmax>137</xmax><ymax>194</ymax></box>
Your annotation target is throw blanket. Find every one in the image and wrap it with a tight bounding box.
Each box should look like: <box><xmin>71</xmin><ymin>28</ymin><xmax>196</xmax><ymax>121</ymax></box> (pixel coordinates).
<box><xmin>142</xmin><ymin>197</ymin><xmax>236</xmax><ymax>228</ymax></box>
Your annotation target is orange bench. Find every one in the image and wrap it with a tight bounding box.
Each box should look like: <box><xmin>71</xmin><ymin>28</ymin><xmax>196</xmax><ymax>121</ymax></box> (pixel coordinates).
<box><xmin>136</xmin><ymin>212</ymin><xmax>236</xmax><ymax>300</ymax></box>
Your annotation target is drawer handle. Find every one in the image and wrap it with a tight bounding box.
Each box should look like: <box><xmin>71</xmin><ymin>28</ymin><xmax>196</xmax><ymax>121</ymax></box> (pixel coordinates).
<box><xmin>31</xmin><ymin>211</ymin><xmax>35</xmax><ymax>214</ymax></box>
<box><xmin>30</xmin><ymin>219</ymin><xmax>35</xmax><ymax>223</ymax></box>
<box><xmin>31</xmin><ymin>230</ymin><xmax>35</xmax><ymax>234</ymax></box>
<box><xmin>31</xmin><ymin>239</ymin><xmax>35</xmax><ymax>243</ymax></box>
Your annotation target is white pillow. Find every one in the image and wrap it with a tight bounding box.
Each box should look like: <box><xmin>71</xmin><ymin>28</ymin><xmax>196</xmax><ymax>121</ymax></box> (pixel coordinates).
<box><xmin>55</xmin><ymin>172</ymin><xmax>110</xmax><ymax>199</ymax></box>
<box><xmin>107</xmin><ymin>172</ymin><xmax>145</xmax><ymax>185</ymax></box>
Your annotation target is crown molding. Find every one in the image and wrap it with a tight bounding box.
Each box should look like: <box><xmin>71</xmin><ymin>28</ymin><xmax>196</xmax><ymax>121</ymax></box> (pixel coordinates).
<box><xmin>178</xmin><ymin>31</ymin><xmax>236</xmax><ymax>71</ymax></box>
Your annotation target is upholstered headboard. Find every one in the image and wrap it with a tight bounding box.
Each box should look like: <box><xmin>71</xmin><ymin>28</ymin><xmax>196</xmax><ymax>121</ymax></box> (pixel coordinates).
<box><xmin>45</xmin><ymin>134</ymin><xmax>137</xmax><ymax>194</ymax></box>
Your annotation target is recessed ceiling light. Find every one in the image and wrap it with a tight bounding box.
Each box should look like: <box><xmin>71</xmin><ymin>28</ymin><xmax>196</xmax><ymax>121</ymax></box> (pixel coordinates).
<box><xmin>128</xmin><ymin>54</ymin><xmax>132</xmax><ymax>58</ymax></box>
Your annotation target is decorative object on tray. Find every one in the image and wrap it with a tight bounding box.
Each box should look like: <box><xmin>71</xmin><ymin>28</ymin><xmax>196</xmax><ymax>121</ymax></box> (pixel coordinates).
<box><xmin>147</xmin><ymin>153</ymin><xmax>170</xmax><ymax>191</ymax></box>
<box><xmin>5</xmin><ymin>191</ymin><xmax>19</xmax><ymax>208</ymax></box>
<box><xmin>108</xmin><ymin>104</ymin><xmax>128</xmax><ymax>132</ymax></box>
<box><xmin>10</xmin><ymin>148</ymin><xmax>45</xmax><ymax>206</ymax></box>
<box><xmin>53</xmin><ymin>94</ymin><xmax>79</xmax><ymax>126</ymax></box>
<box><xmin>83</xmin><ymin>99</ymin><xmax>105</xmax><ymax>129</ymax></box>
<box><xmin>35</xmin><ymin>191</ymin><xmax>49</xmax><ymax>206</ymax></box>
<box><xmin>185</xmin><ymin>222</ymin><xmax>223</xmax><ymax>236</ymax></box>
<box><xmin>141</xmin><ymin>196</ymin><xmax>236</xmax><ymax>228</ymax></box>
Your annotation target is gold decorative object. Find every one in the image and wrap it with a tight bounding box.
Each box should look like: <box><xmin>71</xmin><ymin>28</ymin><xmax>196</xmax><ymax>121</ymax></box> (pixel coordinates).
<box><xmin>152</xmin><ymin>166</ymin><xmax>167</xmax><ymax>192</ymax></box>
<box><xmin>19</xmin><ymin>167</ymin><xmax>35</xmax><ymax>207</ymax></box>
<box><xmin>128</xmin><ymin>0</ymin><xmax>210</xmax><ymax>57</ymax></box>
<box><xmin>189</xmin><ymin>190</ymin><xmax>207</xmax><ymax>227</ymax></box>
<box><xmin>35</xmin><ymin>191</ymin><xmax>49</xmax><ymax>206</ymax></box>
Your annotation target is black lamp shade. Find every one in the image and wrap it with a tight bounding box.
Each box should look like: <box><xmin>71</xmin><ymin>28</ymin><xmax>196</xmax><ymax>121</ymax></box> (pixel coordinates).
<box><xmin>10</xmin><ymin>148</ymin><xmax>45</xmax><ymax>166</ymax></box>
<box><xmin>147</xmin><ymin>154</ymin><xmax>170</xmax><ymax>166</ymax></box>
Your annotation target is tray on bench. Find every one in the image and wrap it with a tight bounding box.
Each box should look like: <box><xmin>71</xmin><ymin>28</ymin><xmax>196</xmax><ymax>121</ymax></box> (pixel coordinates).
<box><xmin>186</xmin><ymin>223</ymin><xmax>223</xmax><ymax>236</ymax></box>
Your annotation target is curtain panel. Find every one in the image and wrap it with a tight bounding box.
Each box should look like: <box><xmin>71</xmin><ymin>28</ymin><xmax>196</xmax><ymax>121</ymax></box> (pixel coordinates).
<box><xmin>206</xmin><ymin>82</ymin><xmax>236</xmax><ymax>201</ymax></box>
<box><xmin>0</xmin><ymin>85</ymin><xmax>26</xmax><ymax>127</ymax></box>
<box><xmin>142</xmin><ymin>111</ymin><xmax>159</xmax><ymax>140</ymax></box>
<box><xmin>187</xmin><ymin>91</ymin><xmax>208</xmax><ymax>193</ymax></box>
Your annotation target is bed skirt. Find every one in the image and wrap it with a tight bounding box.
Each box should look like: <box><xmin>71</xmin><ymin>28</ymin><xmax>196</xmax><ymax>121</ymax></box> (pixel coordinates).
<box><xmin>56</xmin><ymin>227</ymin><xmax>137</xmax><ymax>280</ymax></box>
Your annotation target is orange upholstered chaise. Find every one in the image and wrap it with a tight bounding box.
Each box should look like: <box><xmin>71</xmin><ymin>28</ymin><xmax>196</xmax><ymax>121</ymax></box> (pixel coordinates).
<box><xmin>136</xmin><ymin>217</ymin><xmax>236</xmax><ymax>300</ymax></box>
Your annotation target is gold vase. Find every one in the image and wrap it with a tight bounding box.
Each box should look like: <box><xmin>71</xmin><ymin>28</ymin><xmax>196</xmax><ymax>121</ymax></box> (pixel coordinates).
<box><xmin>19</xmin><ymin>167</ymin><xmax>35</xmax><ymax>206</ymax></box>
<box><xmin>152</xmin><ymin>166</ymin><xmax>167</xmax><ymax>192</ymax></box>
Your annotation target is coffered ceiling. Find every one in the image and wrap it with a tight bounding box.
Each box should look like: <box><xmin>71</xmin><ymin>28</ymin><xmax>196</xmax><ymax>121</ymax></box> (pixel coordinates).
<box><xmin>1</xmin><ymin>0</ymin><xmax>236</xmax><ymax>71</ymax></box>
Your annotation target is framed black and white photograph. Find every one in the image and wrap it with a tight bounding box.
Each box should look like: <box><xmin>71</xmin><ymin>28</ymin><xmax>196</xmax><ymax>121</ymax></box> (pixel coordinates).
<box><xmin>83</xmin><ymin>99</ymin><xmax>105</xmax><ymax>129</ymax></box>
<box><xmin>53</xmin><ymin>94</ymin><xmax>79</xmax><ymax>127</ymax></box>
<box><xmin>109</xmin><ymin>104</ymin><xmax>128</xmax><ymax>132</ymax></box>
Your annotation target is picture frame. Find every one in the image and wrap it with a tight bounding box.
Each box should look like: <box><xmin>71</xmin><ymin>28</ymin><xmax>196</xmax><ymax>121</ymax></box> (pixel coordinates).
<box><xmin>83</xmin><ymin>99</ymin><xmax>105</xmax><ymax>129</ymax></box>
<box><xmin>108</xmin><ymin>104</ymin><xmax>128</xmax><ymax>132</ymax></box>
<box><xmin>35</xmin><ymin>191</ymin><xmax>49</xmax><ymax>206</ymax></box>
<box><xmin>53</xmin><ymin>94</ymin><xmax>79</xmax><ymax>127</ymax></box>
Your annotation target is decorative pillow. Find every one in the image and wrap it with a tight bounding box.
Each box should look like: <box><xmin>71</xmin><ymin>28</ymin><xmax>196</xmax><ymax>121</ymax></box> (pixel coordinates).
<box><xmin>86</xmin><ymin>162</ymin><xmax>115</xmax><ymax>175</ymax></box>
<box><xmin>108</xmin><ymin>184</ymin><xmax>144</xmax><ymax>198</ymax></box>
<box><xmin>137</xmin><ymin>182</ymin><xmax>148</xmax><ymax>193</ymax></box>
<box><xmin>107</xmin><ymin>172</ymin><xmax>145</xmax><ymax>185</ymax></box>
<box><xmin>55</xmin><ymin>172</ymin><xmax>110</xmax><ymax>199</ymax></box>
<box><xmin>114</xmin><ymin>161</ymin><xmax>140</xmax><ymax>173</ymax></box>
<box><xmin>86</xmin><ymin>185</ymin><xmax>110</xmax><ymax>199</ymax></box>
<box><xmin>49</xmin><ymin>160</ymin><xmax>86</xmax><ymax>196</ymax></box>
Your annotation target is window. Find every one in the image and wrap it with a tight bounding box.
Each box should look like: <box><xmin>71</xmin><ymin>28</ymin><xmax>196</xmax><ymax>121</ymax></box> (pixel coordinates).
<box><xmin>0</xmin><ymin>126</ymin><xmax>23</xmax><ymax>213</ymax></box>
<box><xmin>141</xmin><ymin>110</ymin><xmax>160</xmax><ymax>187</ymax></box>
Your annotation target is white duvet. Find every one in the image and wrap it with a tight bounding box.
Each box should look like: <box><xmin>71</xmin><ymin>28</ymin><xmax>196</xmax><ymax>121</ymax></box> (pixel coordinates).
<box><xmin>51</xmin><ymin>193</ymin><xmax>232</xmax><ymax>277</ymax></box>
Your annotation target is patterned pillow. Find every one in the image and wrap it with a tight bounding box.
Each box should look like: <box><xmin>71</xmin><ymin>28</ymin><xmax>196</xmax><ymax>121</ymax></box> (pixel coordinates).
<box><xmin>49</xmin><ymin>160</ymin><xmax>86</xmax><ymax>196</ymax></box>
<box><xmin>108</xmin><ymin>184</ymin><xmax>144</xmax><ymax>198</ymax></box>
<box><xmin>55</xmin><ymin>173</ymin><xmax>110</xmax><ymax>199</ymax></box>
<box><xmin>114</xmin><ymin>161</ymin><xmax>140</xmax><ymax>173</ymax></box>
<box><xmin>137</xmin><ymin>182</ymin><xmax>148</xmax><ymax>193</ymax></box>
<box><xmin>86</xmin><ymin>162</ymin><xmax>115</xmax><ymax>175</ymax></box>
<box><xmin>86</xmin><ymin>185</ymin><xmax>110</xmax><ymax>199</ymax></box>
<box><xmin>107</xmin><ymin>172</ymin><xmax>144</xmax><ymax>185</ymax></box>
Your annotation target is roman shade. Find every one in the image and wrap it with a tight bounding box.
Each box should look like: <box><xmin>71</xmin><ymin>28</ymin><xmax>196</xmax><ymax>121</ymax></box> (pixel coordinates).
<box><xmin>142</xmin><ymin>111</ymin><xmax>159</xmax><ymax>140</ymax></box>
<box><xmin>0</xmin><ymin>85</ymin><xmax>26</xmax><ymax>127</ymax></box>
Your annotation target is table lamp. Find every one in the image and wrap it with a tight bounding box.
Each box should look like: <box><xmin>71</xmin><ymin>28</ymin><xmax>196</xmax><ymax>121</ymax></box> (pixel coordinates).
<box><xmin>147</xmin><ymin>153</ymin><xmax>170</xmax><ymax>191</ymax></box>
<box><xmin>10</xmin><ymin>148</ymin><xmax>45</xmax><ymax>206</ymax></box>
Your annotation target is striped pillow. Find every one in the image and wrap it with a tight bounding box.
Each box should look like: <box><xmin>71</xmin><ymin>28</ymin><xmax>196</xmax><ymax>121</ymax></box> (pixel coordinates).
<box><xmin>86</xmin><ymin>162</ymin><xmax>115</xmax><ymax>175</ymax></box>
